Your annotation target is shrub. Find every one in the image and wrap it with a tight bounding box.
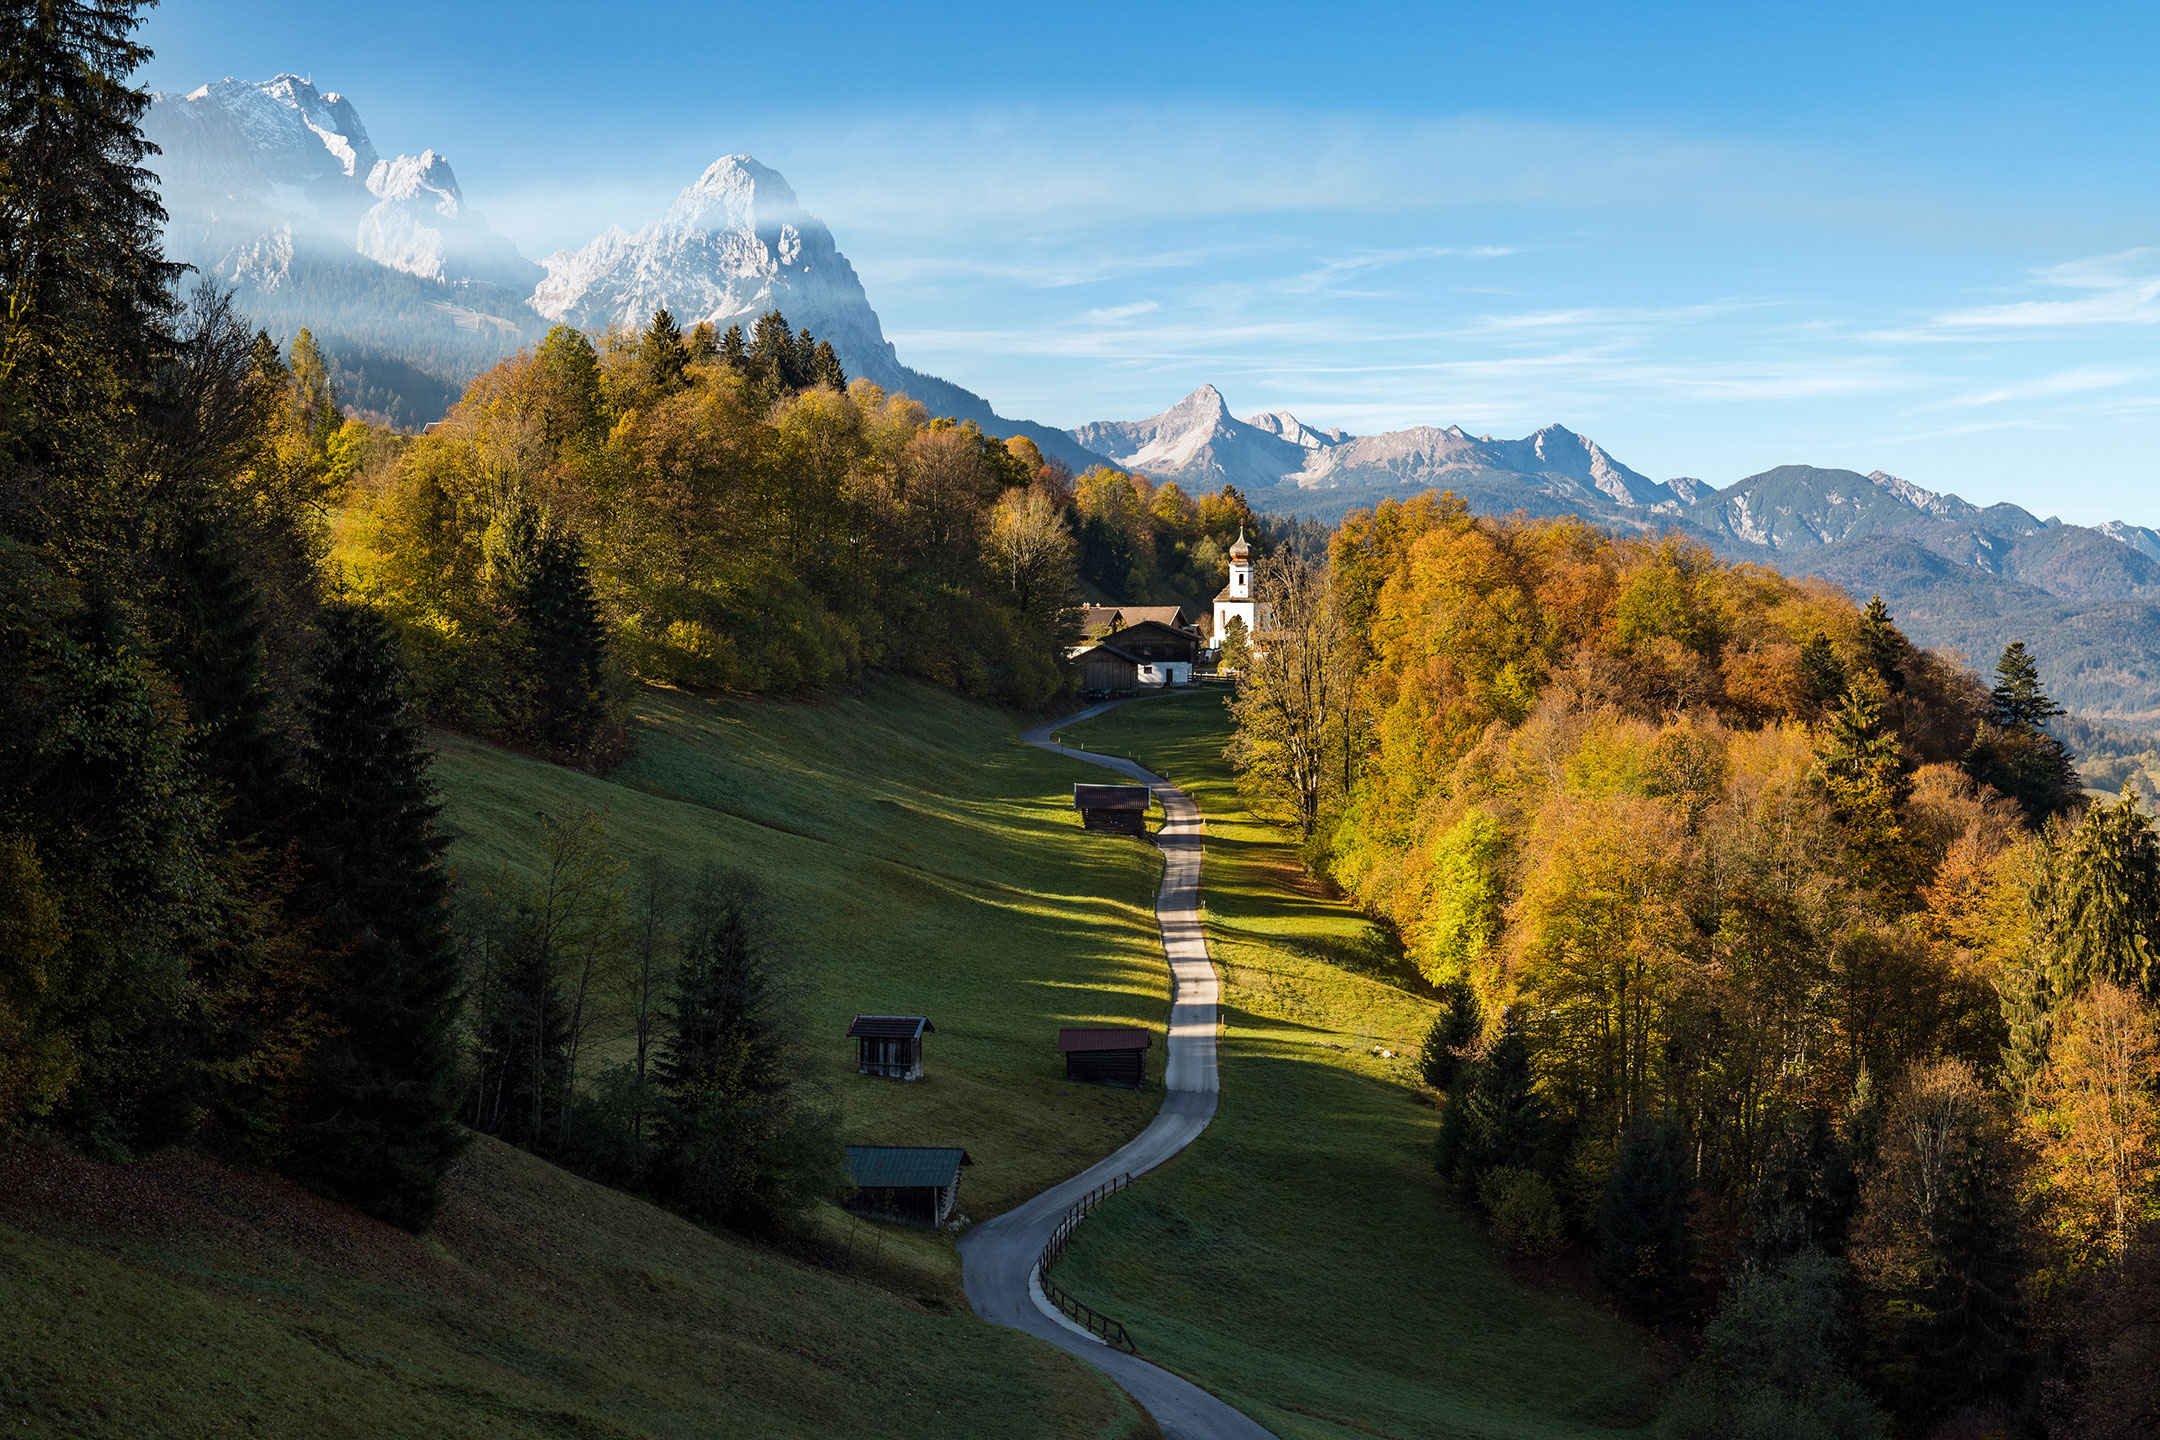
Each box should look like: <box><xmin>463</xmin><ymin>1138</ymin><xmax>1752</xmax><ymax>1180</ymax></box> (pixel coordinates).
<box><xmin>1479</xmin><ymin>1166</ymin><xmax>1564</xmax><ymax>1256</ymax></box>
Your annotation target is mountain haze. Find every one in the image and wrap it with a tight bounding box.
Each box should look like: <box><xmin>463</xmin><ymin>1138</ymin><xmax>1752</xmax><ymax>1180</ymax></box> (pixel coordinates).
<box><xmin>143</xmin><ymin>76</ymin><xmax>1108</xmax><ymax>469</ymax></box>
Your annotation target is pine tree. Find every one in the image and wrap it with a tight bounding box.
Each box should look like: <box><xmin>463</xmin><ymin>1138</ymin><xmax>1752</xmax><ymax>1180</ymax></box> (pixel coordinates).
<box><xmin>1419</xmin><ymin>978</ymin><xmax>1481</xmax><ymax>1090</ymax></box>
<box><xmin>640</xmin><ymin>308</ymin><xmax>686</xmax><ymax>393</ymax></box>
<box><xmin>1858</xmin><ymin>595</ymin><xmax>1905</xmax><ymax>694</ymax></box>
<box><xmin>1435</xmin><ymin>1006</ymin><xmax>1543</xmax><ymax>1187</ymax></box>
<box><xmin>684</xmin><ymin>320</ymin><xmax>717</xmax><ymax>366</ymax></box>
<box><xmin>655</xmin><ymin>869</ymin><xmax>838</xmax><ymax>1229</ymax></box>
<box><xmin>287</xmin><ymin>602</ymin><xmax>467</xmax><ymax>1230</ymax></box>
<box><xmin>1597</xmin><ymin>1114</ymin><xmax>1692</xmax><ymax>1319</ymax></box>
<box><xmin>519</xmin><ymin>530</ymin><xmax>611</xmax><ymax>762</ymax></box>
<box><xmin>0</xmin><ymin>0</ymin><xmax>182</xmax><ymax>471</ymax></box>
<box><xmin>720</xmin><ymin>322</ymin><xmax>747</xmax><ymax>372</ymax></box>
<box><xmin>1800</xmin><ymin>631</ymin><xmax>1847</xmax><ymax>712</ymax></box>
<box><xmin>1813</xmin><ymin>680</ymin><xmax>1918</xmax><ymax>898</ymax></box>
<box><xmin>1992</xmin><ymin>641</ymin><xmax>2065</xmax><ymax>729</ymax></box>
<box><xmin>811</xmin><ymin>339</ymin><xmax>845</xmax><ymax>391</ymax></box>
<box><xmin>160</xmin><ymin>511</ymin><xmax>285</xmax><ymax>841</ymax></box>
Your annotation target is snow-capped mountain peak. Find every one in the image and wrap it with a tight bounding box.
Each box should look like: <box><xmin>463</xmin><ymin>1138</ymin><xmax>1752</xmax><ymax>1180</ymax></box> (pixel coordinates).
<box><xmin>367</xmin><ymin>150</ymin><xmax>461</xmax><ymax>215</ymax></box>
<box><xmin>1243</xmin><ymin>410</ymin><xmax>1347</xmax><ymax>449</ymax></box>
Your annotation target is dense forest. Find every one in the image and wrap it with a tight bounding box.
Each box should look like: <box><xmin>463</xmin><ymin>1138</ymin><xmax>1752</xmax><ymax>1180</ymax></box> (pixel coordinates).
<box><xmin>1230</xmin><ymin>490</ymin><xmax>2157</xmax><ymax>1438</ymax></box>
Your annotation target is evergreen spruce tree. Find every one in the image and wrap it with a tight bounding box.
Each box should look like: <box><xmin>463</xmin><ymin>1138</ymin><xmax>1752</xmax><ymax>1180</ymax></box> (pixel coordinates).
<box><xmin>0</xmin><ymin>0</ymin><xmax>182</xmax><ymax>474</ymax></box>
<box><xmin>160</xmin><ymin>511</ymin><xmax>285</xmax><ymax>841</ymax></box>
<box><xmin>287</xmin><ymin>602</ymin><xmax>467</xmax><ymax>1230</ymax></box>
<box><xmin>519</xmin><ymin>530</ymin><xmax>611</xmax><ymax>762</ymax></box>
<box><xmin>655</xmin><ymin>869</ymin><xmax>837</xmax><ymax>1230</ymax></box>
<box><xmin>1597</xmin><ymin>1114</ymin><xmax>1693</xmax><ymax>1320</ymax></box>
<box><xmin>811</xmin><ymin>339</ymin><xmax>845</xmax><ymax>391</ymax></box>
<box><xmin>1800</xmin><ymin>631</ymin><xmax>1847</xmax><ymax>712</ymax></box>
<box><xmin>1858</xmin><ymin>595</ymin><xmax>1905</xmax><ymax>694</ymax></box>
<box><xmin>1992</xmin><ymin>640</ymin><xmax>2065</xmax><ymax>728</ymax></box>
<box><xmin>720</xmin><ymin>322</ymin><xmax>747</xmax><ymax>372</ymax></box>
<box><xmin>1419</xmin><ymin>978</ymin><xmax>1481</xmax><ymax>1091</ymax></box>
<box><xmin>1965</xmin><ymin>641</ymin><xmax>2079</xmax><ymax>821</ymax></box>
<box><xmin>684</xmin><ymin>320</ymin><xmax>717</xmax><ymax>367</ymax></box>
<box><xmin>1813</xmin><ymin>680</ymin><xmax>1919</xmax><ymax>898</ymax></box>
<box><xmin>1435</xmin><ymin>1006</ymin><xmax>1543</xmax><ymax>1188</ymax></box>
<box><xmin>640</xmin><ymin>307</ymin><xmax>686</xmax><ymax>393</ymax></box>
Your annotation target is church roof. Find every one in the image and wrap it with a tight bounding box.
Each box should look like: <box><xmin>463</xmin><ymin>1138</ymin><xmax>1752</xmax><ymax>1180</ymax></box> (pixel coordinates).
<box><xmin>1228</xmin><ymin>527</ymin><xmax>1252</xmax><ymax>559</ymax></box>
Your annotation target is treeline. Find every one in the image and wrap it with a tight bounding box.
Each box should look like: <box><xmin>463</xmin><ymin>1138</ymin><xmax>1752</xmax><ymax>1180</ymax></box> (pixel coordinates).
<box><xmin>333</xmin><ymin>304</ymin><xmax>1099</xmax><ymax>753</ymax></box>
<box><xmin>1</xmin><ymin>0</ymin><xmax>464</xmax><ymax>1227</ymax></box>
<box><xmin>1068</xmin><ymin>463</ymin><xmax>1260</xmax><ymax>609</ymax></box>
<box><xmin>1234</xmin><ymin>492</ymin><xmax>2151</xmax><ymax>1436</ymax></box>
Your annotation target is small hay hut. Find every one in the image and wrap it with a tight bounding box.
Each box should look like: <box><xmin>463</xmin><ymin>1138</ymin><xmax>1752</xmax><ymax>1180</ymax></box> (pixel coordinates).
<box><xmin>846</xmin><ymin>1014</ymin><xmax>933</xmax><ymax>1080</ymax></box>
<box><xmin>844</xmin><ymin>1146</ymin><xmax>972</xmax><ymax>1227</ymax></box>
<box><xmin>1073</xmin><ymin>783</ymin><xmax>1150</xmax><ymax>836</ymax></box>
<box><xmin>1057</xmin><ymin>1027</ymin><xmax>1152</xmax><ymax>1088</ymax></box>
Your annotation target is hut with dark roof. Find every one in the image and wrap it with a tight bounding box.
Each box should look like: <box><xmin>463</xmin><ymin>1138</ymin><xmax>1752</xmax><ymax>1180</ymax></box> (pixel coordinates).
<box><xmin>1057</xmin><ymin>1027</ymin><xmax>1153</xmax><ymax>1088</ymax></box>
<box><xmin>846</xmin><ymin>1015</ymin><xmax>933</xmax><ymax>1080</ymax></box>
<box><xmin>844</xmin><ymin>1145</ymin><xmax>972</xmax><ymax>1227</ymax></box>
<box><xmin>1073</xmin><ymin>783</ymin><xmax>1150</xmax><ymax>836</ymax></box>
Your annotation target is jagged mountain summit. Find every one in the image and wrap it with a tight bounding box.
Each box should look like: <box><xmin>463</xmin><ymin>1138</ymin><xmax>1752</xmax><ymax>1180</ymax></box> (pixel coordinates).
<box><xmin>1073</xmin><ymin>385</ymin><xmax>1694</xmax><ymax>514</ymax></box>
<box><xmin>529</xmin><ymin>156</ymin><xmax>1100</xmax><ymax>472</ymax></box>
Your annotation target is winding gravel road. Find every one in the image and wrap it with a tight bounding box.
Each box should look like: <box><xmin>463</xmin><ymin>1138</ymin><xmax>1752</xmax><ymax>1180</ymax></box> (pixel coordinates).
<box><xmin>956</xmin><ymin>702</ymin><xmax>1277</xmax><ymax>1440</ymax></box>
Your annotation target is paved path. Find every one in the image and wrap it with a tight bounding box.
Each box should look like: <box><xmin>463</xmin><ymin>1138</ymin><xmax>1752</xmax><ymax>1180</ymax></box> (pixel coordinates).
<box><xmin>957</xmin><ymin>702</ymin><xmax>1276</xmax><ymax>1440</ymax></box>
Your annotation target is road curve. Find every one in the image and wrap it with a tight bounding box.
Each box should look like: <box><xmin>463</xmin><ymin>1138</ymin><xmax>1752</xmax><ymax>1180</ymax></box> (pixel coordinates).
<box><xmin>957</xmin><ymin>701</ymin><xmax>1277</xmax><ymax>1440</ymax></box>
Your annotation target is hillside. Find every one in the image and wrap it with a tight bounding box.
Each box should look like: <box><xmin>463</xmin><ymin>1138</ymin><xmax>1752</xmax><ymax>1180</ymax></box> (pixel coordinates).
<box><xmin>1</xmin><ymin>677</ymin><xmax>1179</xmax><ymax>1436</ymax></box>
<box><xmin>1049</xmin><ymin>692</ymin><xmax>1664</xmax><ymax>1440</ymax></box>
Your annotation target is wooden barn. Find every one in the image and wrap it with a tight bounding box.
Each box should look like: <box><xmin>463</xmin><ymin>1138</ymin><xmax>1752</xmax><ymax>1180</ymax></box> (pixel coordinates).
<box><xmin>1058</xmin><ymin>1027</ymin><xmax>1152</xmax><ymax>1087</ymax></box>
<box><xmin>844</xmin><ymin>1145</ymin><xmax>972</xmax><ymax>1227</ymax></box>
<box><xmin>1074</xmin><ymin>783</ymin><xmax>1150</xmax><ymax>835</ymax></box>
<box><xmin>847</xmin><ymin>1014</ymin><xmax>933</xmax><ymax>1080</ymax></box>
<box><xmin>1072</xmin><ymin>642</ymin><xmax>1141</xmax><ymax>694</ymax></box>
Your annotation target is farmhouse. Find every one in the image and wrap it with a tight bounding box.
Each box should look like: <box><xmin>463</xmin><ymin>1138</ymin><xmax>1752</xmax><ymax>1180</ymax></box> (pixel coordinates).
<box><xmin>1057</xmin><ymin>1027</ymin><xmax>1152</xmax><ymax>1088</ymax></box>
<box><xmin>846</xmin><ymin>1014</ymin><xmax>932</xmax><ymax>1080</ymax></box>
<box><xmin>1069</xmin><ymin>617</ymin><xmax>1200</xmax><ymax>689</ymax></box>
<box><xmin>844</xmin><ymin>1145</ymin><xmax>972</xmax><ymax>1227</ymax></box>
<box><xmin>1073</xmin><ymin>782</ymin><xmax>1150</xmax><ymax>835</ymax></box>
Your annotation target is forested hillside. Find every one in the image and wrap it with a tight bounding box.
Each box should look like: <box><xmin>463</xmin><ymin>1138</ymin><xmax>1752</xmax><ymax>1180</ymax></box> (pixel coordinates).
<box><xmin>1228</xmin><ymin>491</ymin><xmax>2160</xmax><ymax>1437</ymax></box>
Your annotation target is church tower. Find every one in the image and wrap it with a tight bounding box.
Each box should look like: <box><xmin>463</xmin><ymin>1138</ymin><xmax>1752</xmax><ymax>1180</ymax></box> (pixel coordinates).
<box><xmin>1211</xmin><ymin>528</ymin><xmax>1259</xmax><ymax>649</ymax></box>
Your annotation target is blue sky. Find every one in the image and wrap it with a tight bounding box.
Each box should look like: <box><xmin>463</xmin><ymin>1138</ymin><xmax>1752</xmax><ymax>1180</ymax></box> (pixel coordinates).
<box><xmin>140</xmin><ymin>2</ymin><xmax>2160</xmax><ymax>523</ymax></box>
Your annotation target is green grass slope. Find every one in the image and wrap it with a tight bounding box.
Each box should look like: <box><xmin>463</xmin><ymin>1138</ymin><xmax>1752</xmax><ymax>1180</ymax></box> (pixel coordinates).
<box><xmin>434</xmin><ymin>676</ymin><xmax>1174</xmax><ymax>1216</ymax></box>
<box><xmin>1050</xmin><ymin>689</ymin><xmax>1664</xmax><ymax>1440</ymax></box>
<box><xmin>0</xmin><ymin>1133</ymin><xmax>1149</xmax><ymax>1438</ymax></box>
<box><xmin>2</xmin><ymin>676</ymin><xmax>1184</xmax><ymax>1438</ymax></box>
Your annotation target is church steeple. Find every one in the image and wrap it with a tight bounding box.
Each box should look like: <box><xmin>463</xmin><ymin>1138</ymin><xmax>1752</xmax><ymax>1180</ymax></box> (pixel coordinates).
<box><xmin>1227</xmin><ymin>527</ymin><xmax>1253</xmax><ymax>598</ymax></box>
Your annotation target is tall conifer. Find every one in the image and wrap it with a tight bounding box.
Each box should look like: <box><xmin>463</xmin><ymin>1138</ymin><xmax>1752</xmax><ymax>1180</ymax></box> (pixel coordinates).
<box><xmin>288</xmin><ymin>602</ymin><xmax>465</xmax><ymax>1230</ymax></box>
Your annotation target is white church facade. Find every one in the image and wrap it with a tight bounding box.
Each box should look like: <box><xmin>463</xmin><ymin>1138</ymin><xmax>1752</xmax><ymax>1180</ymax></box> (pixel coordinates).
<box><xmin>1210</xmin><ymin>529</ymin><xmax>1266</xmax><ymax>645</ymax></box>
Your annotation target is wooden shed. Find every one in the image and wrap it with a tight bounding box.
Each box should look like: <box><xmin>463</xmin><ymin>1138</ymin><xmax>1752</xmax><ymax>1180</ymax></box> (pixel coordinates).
<box><xmin>1072</xmin><ymin>642</ymin><xmax>1141</xmax><ymax>694</ymax></box>
<box><xmin>1058</xmin><ymin>1027</ymin><xmax>1152</xmax><ymax>1088</ymax></box>
<box><xmin>1074</xmin><ymin>783</ymin><xmax>1150</xmax><ymax>836</ymax></box>
<box><xmin>844</xmin><ymin>1145</ymin><xmax>972</xmax><ymax>1227</ymax></box>
<box><xmin>847</xmin><ymin>1015</ymin><xmax>933</xmax><ymax>1080</ymax></box>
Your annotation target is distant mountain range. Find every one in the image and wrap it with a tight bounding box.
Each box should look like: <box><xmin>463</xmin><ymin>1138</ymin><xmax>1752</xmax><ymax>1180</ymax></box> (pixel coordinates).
<box><xmin>1073</xmin><ymin>387</ymin><xmax>2160</xmax><ymax>725</ymax></box>
<box><xmin>143</xmin><ymin>75</ymin><xmax>1104</xmax><ymax>468</ymax></box>
<box><xmin>144</xmin><ymin>76</ymin><xmax>2160</xmax><ymax>726</ymax></box>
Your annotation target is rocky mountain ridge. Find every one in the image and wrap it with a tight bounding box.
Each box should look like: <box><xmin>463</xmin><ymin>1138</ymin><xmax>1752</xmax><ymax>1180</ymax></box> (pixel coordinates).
<box><xmin>1077</xmin><ymin>386</ymin><xmax>2160</xmax><ymax>723</ymax></box>
<box><xmin>143</xmin><ymin>76</ymin><xmax>1104</xmax><ymax>468</ymax></box>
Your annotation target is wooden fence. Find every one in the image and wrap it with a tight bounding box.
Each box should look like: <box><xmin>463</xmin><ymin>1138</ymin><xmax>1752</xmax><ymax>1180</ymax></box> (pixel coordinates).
<box><xmin>1035</xmin><ymin>1172</ymin><xmax>1138</xmax><ymax>1353</ymax></box>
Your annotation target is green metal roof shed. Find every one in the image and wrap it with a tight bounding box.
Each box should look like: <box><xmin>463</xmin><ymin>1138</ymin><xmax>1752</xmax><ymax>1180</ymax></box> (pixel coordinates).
<box><xmin>844</xmin><ymin>1146</ymin><xmax>973</xmax><ymax>1227</ymax></box>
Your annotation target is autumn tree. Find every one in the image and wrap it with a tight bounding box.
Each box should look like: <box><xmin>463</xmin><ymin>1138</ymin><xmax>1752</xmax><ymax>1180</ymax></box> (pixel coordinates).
<box><xmin>2026</xmin><ymin>980</ymin><xmax>2160</xmax><ymax>1271</ymax></box>
<box><xmin>1227</xmin><ymin>550</ymin><xmax>1360</xmax><ymax>835</ymax></box>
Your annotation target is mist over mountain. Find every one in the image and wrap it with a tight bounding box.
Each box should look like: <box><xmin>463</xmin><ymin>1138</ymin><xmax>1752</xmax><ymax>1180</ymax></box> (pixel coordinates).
<box><xmin>1076</xmin><ymin>386</ymin><xmax>2160</xmax><ymax>724</ymax></box>
<box><xmin>143</xmin><ymin>76</ymin><xmax>1108</xmax><ymax>469</ymax></box>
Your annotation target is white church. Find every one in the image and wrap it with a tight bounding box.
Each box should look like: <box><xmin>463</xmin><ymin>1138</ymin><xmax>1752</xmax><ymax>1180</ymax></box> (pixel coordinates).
<box><xmin>1210</xmin><ymin>529</ymin><xmax>1267</xmax><ymax>645</ymax></box>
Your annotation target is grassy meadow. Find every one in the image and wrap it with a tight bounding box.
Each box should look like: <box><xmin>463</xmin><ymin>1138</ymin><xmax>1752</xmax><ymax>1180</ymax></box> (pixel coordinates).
<box><xmin>1050</xmin><ymin>688</ymin><xmax>1665</xmax><ymax>1440</ymax></box>
<box><xmin>1</xmin><ymin>676</ymin><xmax>1178</xmax><ymax>1439</ymax></box>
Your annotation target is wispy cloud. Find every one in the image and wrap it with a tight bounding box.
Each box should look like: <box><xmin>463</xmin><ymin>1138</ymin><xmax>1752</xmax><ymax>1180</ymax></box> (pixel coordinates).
<box><xmin>1924</xmin><ymin>365</ymin><xmax>2139</xmax><ymax>409</ymax></box>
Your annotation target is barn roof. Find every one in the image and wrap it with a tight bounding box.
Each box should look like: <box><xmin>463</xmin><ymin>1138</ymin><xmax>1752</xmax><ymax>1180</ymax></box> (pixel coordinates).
<box><xmin>1073</xmin><ymin>783</ymin><xmax>1150</xmax><ymax>812</ymax></box>
<box><xmin>1058</xmin><ymin>1027</ymin><xmax>1153</xmax><ymax>1052</ymax></box>
<box><xmin>846</xmin><ymin>1015</ymin><xmax>933</xmax><ymax>1040</ymax></box>
<box><xmin>845</xmin><ymin>1145</ymin><xmax>971</xmax><ymax>1189</ymax></box>
<box><xmin>1071</xmin><ymin>641</ymin><xmax>1143</xmax><ymax>666</ymax></box>
<box><xmin>1102</xmin><ymin>619</ymin><xmax>1198</xmax><ymax>645</ymax></box>
<box><xmin>1078</xmin><ymin>605</ymin><xmax>1125</xmax><ymax>636</ymax></box>
<box><xmin>1116</xmin><ymin>605</ymin><xmax>1195</xmax><ymax>631</ymax></box>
